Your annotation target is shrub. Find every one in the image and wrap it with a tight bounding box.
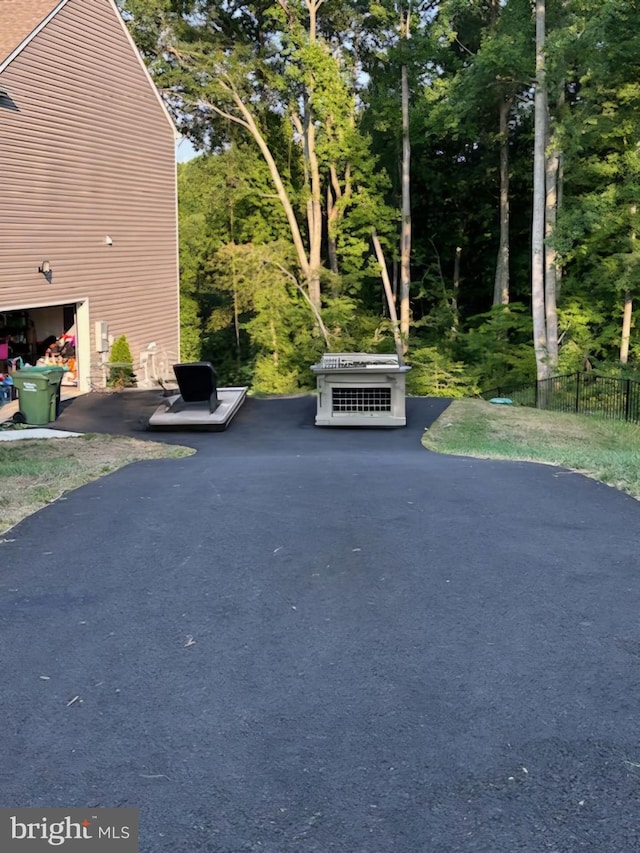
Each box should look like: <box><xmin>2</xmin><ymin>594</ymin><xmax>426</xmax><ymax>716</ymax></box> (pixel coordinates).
<box><xmin>108</xmin><ymin>335</ymin><xmax>137</xmax><ymax>388</ymax></box>
<box><xmin>405</xmin><ymin>346</ymin><xmax>478</xmax><ymax>397</ymax></box>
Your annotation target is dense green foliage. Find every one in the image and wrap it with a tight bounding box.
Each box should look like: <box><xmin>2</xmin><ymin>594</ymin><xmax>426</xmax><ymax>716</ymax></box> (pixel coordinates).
<box><xmin>120</xmin><ymin>0</ymin><xmax>640</xmax><ymax>394</ymax></box>
<box><xmin>553</xmin><ymin>0</ymin><xmax>640</xmax><ymax>369</ymax></box>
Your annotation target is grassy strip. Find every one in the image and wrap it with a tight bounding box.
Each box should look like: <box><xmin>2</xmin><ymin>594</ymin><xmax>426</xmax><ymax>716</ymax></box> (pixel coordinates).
<box><xmin>0</xmin><ymin>434</ymin><xmax>194</xmax><ymax>535</ymax></box>
<box><xmin>422</xmin><ymin>399</ymin><xmax>640</xmax><ymax>499</ymax></box>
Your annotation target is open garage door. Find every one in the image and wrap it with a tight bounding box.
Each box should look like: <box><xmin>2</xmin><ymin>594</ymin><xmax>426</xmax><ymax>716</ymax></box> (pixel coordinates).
<box><xmin>0</xmin><ymin>301</ymin><xmax>89</xmax><ymax>393</ymax></box>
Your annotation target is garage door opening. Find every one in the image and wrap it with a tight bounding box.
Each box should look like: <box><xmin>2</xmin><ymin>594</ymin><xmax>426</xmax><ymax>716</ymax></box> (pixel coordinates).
<box><xmin>0</xmin><ymin>302</ymin><xmax>87</xmax><ymax>392</ymax></box>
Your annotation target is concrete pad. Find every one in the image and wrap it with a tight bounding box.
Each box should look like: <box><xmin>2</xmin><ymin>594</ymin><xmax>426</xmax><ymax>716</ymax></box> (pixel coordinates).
<box><xmin>147</xmin><ymin>386</ymin><xmax>248</xmax><ymax>430</ymax></box>
<box><xmin>0</xmin><ymin>428</ymin><xmax>83</xmax><ymax>441</ymax></box>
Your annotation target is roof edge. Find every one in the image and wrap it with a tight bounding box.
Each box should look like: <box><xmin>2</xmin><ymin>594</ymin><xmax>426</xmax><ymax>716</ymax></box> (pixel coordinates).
<box><xmin>0</xmin><ymin>0</ymin><xmax>179</xmax><ymax>141</ymax></box>
<box><xmin>107</xmin><ymin>0</ymin><xmax>179</xmax><ymax>141</ymax></box>
<box><xmin>0</xmin><ymin>0</ymin><xmax>70</xmax><ymax>74</ymax></box>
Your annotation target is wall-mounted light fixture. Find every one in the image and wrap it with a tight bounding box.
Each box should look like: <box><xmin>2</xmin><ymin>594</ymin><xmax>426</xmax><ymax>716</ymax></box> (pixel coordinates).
<box><xmin>105</xmin><ymin>236</ymin><xmax>113</xmax><ymax>246</ymax></box>
<box><xmin>38</xmin><ymin>260</ymin><xmax>51</xmax><ymax>274</ymax></box>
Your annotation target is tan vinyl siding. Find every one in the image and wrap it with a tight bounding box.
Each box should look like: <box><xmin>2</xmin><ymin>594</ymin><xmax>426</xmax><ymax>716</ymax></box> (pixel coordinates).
<box><xmin>0</xmin><ymin>0</ymin><xmax>179</xmax><ymax>380</ymax></box>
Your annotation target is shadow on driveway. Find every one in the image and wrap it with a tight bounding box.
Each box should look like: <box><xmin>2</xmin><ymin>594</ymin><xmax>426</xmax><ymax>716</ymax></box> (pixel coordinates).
<box><xmin>54</xmin><ymin>391</ymin><xmax>452</xmax><ymax>453</ymax></box>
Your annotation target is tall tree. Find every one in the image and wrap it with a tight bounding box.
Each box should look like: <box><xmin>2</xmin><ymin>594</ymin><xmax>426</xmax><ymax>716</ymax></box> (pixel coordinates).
<box><xmin>531</xmin><ymin>0</ymin><xmax>557</xmax><ymax>381</ymax></box>
<box><xmin>120</xmin><ymin>0</ymin><xmax>394</xmax><ymax>314</ymax></box>
<box><xmin>358</xmin><ymin>1</ymin><xmax>438</xmax><ymax>352</ymax></box>
<box><xmin>399</xmin><ymin>5</ymin><xmax>412</xmax><ymax>352</ymax></box>
<box><xmin>554</xmin><ymin>0</ymin><xmax>640</xmax><ymax>369</ymax></box>
<box><xmin>494</xmin><ymin>91</ymin><xmax>512</xmax><ymax>306</ymax></box>
<box><xmin>428</xmin><ymin>0</ymin><xmax>533</xmax><ymax>309</ymax></box>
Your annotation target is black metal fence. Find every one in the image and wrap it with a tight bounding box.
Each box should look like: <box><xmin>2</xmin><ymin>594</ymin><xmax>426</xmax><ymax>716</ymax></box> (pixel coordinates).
<box><xmin>482</xmin><ymin>372</ymin><xmax>640</xmax><ymax>424</ymax></box>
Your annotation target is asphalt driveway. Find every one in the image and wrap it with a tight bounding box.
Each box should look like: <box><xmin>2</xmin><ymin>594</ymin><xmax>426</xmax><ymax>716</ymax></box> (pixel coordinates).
<box><xmin>1</xmin><ymin>393</ymin><xmax>639</xmax><ymax>851</ymax></box>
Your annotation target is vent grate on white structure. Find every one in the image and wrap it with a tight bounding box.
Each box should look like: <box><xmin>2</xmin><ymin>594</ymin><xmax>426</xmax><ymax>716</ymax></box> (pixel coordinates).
<box><xmin>332</xmin><ymin>387</ymin><xmax>392</xmax><ymax>413</ymax></box>
<box><xmin>320</xmin><ymin>354</ymin><xmax>399</xmax><ymax>370</ymax></box>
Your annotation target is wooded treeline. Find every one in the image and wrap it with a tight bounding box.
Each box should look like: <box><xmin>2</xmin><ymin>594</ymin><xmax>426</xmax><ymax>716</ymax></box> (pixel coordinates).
<box><xmin>120</xmin><ymin>0</ymin><xmax>640</xmax><ymax>395</ymax></box>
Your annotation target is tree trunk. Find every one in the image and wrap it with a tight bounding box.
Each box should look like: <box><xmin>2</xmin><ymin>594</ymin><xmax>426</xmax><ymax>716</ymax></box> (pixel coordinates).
<box><xmin>305</xmin><ymin>2</ymin><xmax>323</xmax><ymax>308</ymax></box>
<box><xmin>621</xmin><ymin>203</ymin><xmax>637</xmax><ymax>363</ymax></box>
<box><xmin>372</xmin><ymin>229</ymin><xmax>404</xmax><ymax>362</ymax></box>
<box><xmin>532</xmin><ymin>0</ymin><xmax>551</xmax><ymax>384</ymax></box>
<box><xmin>229</xmin><ymin>196</ymin><xmax>241</xmax><ymax>359</ymax></box>
<box><xmin>621</xmin><ymin>291</ymin><xmax>633</xmax><ymax>364</ymax></box>
<box><xmin>231</xmin><ymin>253</ymin><xmax>241</xmax><ymax>357</ymax></box>
<box><xmin>271</xmin><ymin>317</ymin><xmax>278</xmax><ymax>366</ymax></box>
<box><xmin>493</xmin><ymin>97</ymin><xmax>511</xmax><ymax>306</ymax></box>
<box><xmin>327</xmin><ymin>183</ymin><xmax>339</xmax><ymax>275</ymax></box>
<box><xmin>307</xmin><ymin>0</ymin><xmax>317</xmax><ymax>41</ymax></box>
<box><xmin>452</xmin><ymin>245</ymin><xmax>461</xmax><ymax>333</ymax></box>
<box><xmin>400</xmin><ymin>60</ymin><xmax>411</xmax><ymax>355</ymax></box>
<box><xmin>555</xmin><ymin>80</ymin><xmax>565</xmax><ymax>300</ymax></box>
<box><xmin>226</xmin><ymin>90</ymin><xmax>311</xmax><ymax>287</ymax></box>
<box><xmin>308</xmin><ymin>144</ymin><xmax>323</xmax><ymax>307</ymax></box>
<box><xmin>544</xmin><ymin>91</ymin><xmax>559</xmax><ymax>372</ymax></box>
<box><xmin>300</xmin><ymin>105</ymin><xmax>323</xmax><ymax>309</ymax></box>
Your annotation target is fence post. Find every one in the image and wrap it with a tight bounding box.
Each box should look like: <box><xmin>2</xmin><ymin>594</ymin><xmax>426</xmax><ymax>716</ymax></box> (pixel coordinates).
<box><xmin>625</xmin><ymin>378</ymin><xmax>631</xmax><ymax>422</ymax></box>
<box><xmin>535</xmin><ymin>379</ymin><xmax>538</xmax><ymax>408</ymax></box>
<box><xmin>575</xmin><ymin>372</ymin><xmax>581</xmax><ymax>414</ymax></box>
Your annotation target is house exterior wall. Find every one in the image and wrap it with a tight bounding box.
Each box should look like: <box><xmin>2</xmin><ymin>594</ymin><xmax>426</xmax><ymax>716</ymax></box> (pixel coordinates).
<box><xmin>0</xmin><ymin>0</ymin><xmax>179</xmax><ymax>387</ymax></box>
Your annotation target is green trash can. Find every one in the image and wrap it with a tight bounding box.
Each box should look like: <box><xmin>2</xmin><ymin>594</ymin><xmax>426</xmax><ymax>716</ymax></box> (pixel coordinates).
<box><xmin>20</xmin><ymin>365</ymin><xmax>66</xmax><ymax>418</ymax></box>
<box><xmin>12</xmin><ymin>367</ymin><xmax>65</xmax><ymax>425</ymax></box>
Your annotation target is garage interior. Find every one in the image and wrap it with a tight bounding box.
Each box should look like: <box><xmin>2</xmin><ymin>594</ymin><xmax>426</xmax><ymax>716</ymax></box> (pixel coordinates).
<box><xmin>0</xmin><ymin>303</ymin><xmax>79</xmax><ymax>387</ymax></box>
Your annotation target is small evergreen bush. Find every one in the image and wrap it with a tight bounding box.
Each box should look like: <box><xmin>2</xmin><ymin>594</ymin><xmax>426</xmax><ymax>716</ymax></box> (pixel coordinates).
<box><xmin>108</xmin><ymin>335</ymin><xmax>137</xmax><ymax>388</ymax></box>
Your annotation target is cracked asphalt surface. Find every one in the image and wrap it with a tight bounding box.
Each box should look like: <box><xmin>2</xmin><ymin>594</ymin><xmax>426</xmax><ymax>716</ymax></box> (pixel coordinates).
<box><xmin>1</xmin><ymin>393</ymin><xmax>639</xmax><ymax>852</ymax></box>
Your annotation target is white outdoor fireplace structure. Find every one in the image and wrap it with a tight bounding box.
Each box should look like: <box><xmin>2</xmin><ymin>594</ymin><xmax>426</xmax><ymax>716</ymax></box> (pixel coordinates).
<box><xmin>310</xmin><ymin>353</ymin><xmax>411</xmax><ymax>427</ymax></box>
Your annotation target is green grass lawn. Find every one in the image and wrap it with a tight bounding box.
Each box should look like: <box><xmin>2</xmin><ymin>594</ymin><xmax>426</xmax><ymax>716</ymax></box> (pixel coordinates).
<box><xmin>423</xmin><ymin>399</ymin><xmax>640</xmax><ymax>500</ymax></box>
<box><xmin>0</xmin><ymin>434</ymin><xmax>194</xmax><ymax>535</ymax></box>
